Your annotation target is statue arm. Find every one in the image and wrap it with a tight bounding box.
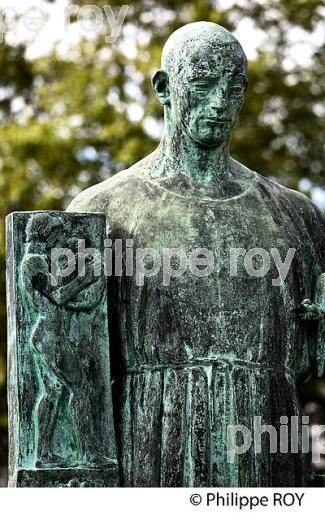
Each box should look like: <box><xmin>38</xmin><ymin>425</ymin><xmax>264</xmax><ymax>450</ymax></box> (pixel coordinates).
<box><xmin>22</xmin><ymin>254</ymin><xmax>102</xmax><ymax>306</ymax></box>
<box><xmin>65</xmin><ymin>276</ymin><xmax>106</xmax><ymax>311</ymax></box>
<box><xmin>313</xmin><ymin>274</ymin><xmax>325</xmax><ymax>378</ymax></box>
<box><xmin>298</xmin><ymin>202</ymin><xmax>325</xmax><ymax>377</ymax></box>
<box><xmin>311</xmin><ymin>210</ymin><xmax>325</xmax><ymax>377</ymax></box>
<box><xmin>299</xmin><ymin>273</ymin><xmax>325</xmax><ymax>377</ymax></box>
<box><xmin>49</xmin><ymin>260</ymin><xmax>103</xmax><ymax>306</ymax></box>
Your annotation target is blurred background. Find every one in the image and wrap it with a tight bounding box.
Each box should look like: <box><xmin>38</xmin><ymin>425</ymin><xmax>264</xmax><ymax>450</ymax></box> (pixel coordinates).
<box><xmin>0</xmin><ymin>0</ymin><xmax>324</xmax><ymax>486</ymax></box>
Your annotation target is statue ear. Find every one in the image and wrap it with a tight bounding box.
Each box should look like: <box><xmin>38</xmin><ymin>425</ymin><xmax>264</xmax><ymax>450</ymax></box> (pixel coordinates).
<box><xmin>151</xmin><ymin>70</ymin><xmax>170</xmax><ymax>106</ymax></box>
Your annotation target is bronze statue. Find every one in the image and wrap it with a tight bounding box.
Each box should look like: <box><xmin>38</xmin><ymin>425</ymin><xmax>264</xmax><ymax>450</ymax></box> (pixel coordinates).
<box><xmin>7</xmin><ymin>21</ymin><xmax>324</xmax><ymax>487</ymax></box>
<box><xmin>67</xmin><ymin>21</ymin><xmax>325</xmax><ymax>486</ymax></box>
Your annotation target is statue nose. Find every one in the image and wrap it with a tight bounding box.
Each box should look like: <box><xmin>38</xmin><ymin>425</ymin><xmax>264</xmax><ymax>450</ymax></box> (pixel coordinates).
<box><xmin>211</xmin><ymin>99</ymin><xmax>227</xmax><ymax>111</ymax></box>
<box><xmin>211</xmin><ymin>91</ymin><xmax>227</xmax><ymax>111</ymax></box>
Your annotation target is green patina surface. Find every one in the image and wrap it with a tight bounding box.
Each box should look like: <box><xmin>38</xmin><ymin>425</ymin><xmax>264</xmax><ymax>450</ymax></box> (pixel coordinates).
<box><xmin>66</xmin><ymin>22</ymin><xmax>325</xmax><ymax>486</ymax></box>
<box><xmin>6</xmin><ymin>211</ymin><xmax>118</xmax><ymax>487</ymax></box>
<box><xmin>6</xmin><ymin>22</ymin><xmax>325</xmax><ymax>487</ymax></box>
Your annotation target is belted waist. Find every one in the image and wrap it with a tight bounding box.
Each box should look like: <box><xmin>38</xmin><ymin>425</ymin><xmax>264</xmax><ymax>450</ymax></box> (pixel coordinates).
<box><xmin>125</xmin><ymin>358</ymin><xmax>296</xmax><ymax>378</ymax></box>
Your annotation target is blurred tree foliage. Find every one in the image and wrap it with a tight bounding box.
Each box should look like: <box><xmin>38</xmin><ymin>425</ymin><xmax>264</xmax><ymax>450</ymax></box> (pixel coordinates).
<box><xmin>0</xmin><ymin>0</ymin><xmax>324</xmax><ymax>473</ymax></box>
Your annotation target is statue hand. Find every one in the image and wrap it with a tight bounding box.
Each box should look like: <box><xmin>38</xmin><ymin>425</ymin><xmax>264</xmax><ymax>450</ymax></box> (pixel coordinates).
<box><xmin>298</xmin><ymin>299</ymin><xmax>325</xmax><ymax>321</ymax></box>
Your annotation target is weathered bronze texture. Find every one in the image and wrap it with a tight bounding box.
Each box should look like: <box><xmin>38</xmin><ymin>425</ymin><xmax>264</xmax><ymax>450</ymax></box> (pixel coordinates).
<box><xmin>6</xmin><ymin>211</ymin><xmax>118</xmax><ymax>487</ymax></box>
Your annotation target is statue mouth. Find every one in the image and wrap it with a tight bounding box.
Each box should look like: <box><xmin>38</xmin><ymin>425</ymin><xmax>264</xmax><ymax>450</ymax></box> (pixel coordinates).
<box><xmin>205</xmin><ymin>117</ymin><xmax>230</xmax><ymax>125</ymax></box>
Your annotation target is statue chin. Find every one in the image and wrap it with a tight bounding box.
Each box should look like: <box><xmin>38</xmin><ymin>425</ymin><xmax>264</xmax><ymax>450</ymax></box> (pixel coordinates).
<box><xmin>182</xmin><ymin>122</ymin><xmax>229</xmax><ymax>149</ymax></box>
<box><xmin>187</xmin><ymin>131</ymin><xmax>227</xmax><ymax>149</ymax></box>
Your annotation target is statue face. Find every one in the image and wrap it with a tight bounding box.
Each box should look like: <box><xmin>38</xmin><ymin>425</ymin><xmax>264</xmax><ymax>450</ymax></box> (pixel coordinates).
<box><xmin>171</xmin><ymin>50</ymin><xmax>247</xmax><ymax>148</ymax></box>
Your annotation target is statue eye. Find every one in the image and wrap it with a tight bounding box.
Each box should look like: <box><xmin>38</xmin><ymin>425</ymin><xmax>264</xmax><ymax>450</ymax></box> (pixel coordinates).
<box><xmin>229</xmin><ymin>83</ymin><xmax>244</xmax><ymax>94</ymax></box>
<box><xmin>191</xmin><ymin>80</ymin><xmax>214</xmax><ymax>91</ymax></box>
<box><xmin>229</xmin><ymin>75</ymin><xmax>246</xmax><ymax>94</ymax></box>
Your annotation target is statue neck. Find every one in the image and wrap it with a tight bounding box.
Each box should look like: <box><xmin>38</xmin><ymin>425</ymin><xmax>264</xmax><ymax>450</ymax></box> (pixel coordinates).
<box><xmin>161</xmin><ymin>131</ymin><xmax>231</xmax><ymax>185</ymax></box>
<box><xmin>150</xmin><ymin>108</ymin><xmax>241</xmax><ymax>191</ymax></box>
<box><xmin>147</xmin><ymin>110</ymin><xmax>253</xmax><ymax>199</ymax></box>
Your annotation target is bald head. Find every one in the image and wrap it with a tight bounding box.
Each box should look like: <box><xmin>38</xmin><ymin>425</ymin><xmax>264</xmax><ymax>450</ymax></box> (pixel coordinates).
<box><xmin>152</xmin><ymin>22</ymin><xmax>248</xmax><ymax>149</ymax></box>
<box><xmin>161</xmin><ymin>22</ymin><xmax>247</xmax><ymax>79</ymax></box>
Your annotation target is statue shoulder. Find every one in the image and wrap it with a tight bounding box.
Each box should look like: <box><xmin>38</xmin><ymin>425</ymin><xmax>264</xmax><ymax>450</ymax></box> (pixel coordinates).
<box><xmin>231</xmin><ymin>158</ymin><xmax>322</xmax><ymax>219</ymax></box>
<box><xmin>264</xmin><ymin>178</ymin><xmax>324</xmax><ymax>218</ymax></box>
<box><xmin>65</xmin><ymin>150</ymin><xmax>157</xmax><ymax>214</ymax></box>
<box><xmin>255</xmin><ymin>172</ymin><xmax>324</xmax><ymax>230</ymax></box>
<box><xmin>64</xmin><ymin>169</ymin><xmax>134</xmax><ymax>213</ymax></box>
